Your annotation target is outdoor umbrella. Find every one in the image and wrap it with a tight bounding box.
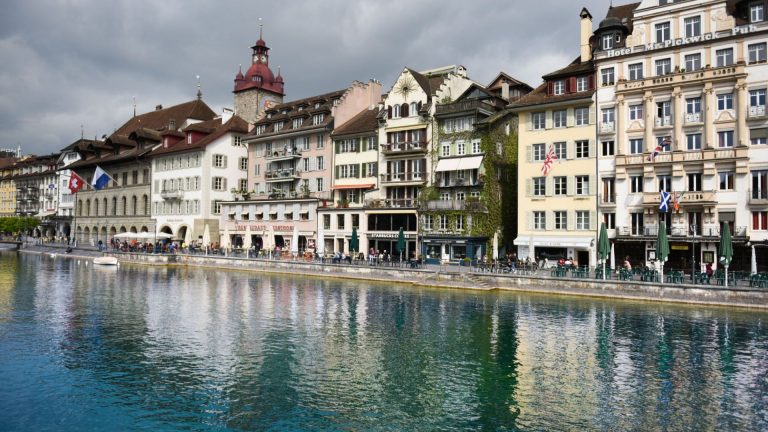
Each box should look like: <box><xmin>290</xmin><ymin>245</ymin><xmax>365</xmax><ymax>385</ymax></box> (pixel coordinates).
<box><xmin>222</xmin><ymin>227</ymin><xmax>231</xmax><ymax>249</ymax></box>
<box><xmin>317</xmin><ymin>228</ymin><xmax>325</xmax><ymax>256</ymax></box>
<box><xmin>751</xmin><ymin>244</ymin><xmax>757</xmax><ymax>275</ymax></box>
<box><xmin>184</xmin><ymin>227</ymin><xmax>192</xmax><ymax>246</ymax></box>
<box><xmin>291</xmin><ymin>225</ymin><xmax>299</xmax><ymax>258</ymax></box>
<box><xmin>244</xmin><ymin>225</ymin><xmax>252</xmax><ymax>250</ymax></box>
<box><xmin>202</xmin><ymin>224</ymin><xmax>211</xmax><ymax>248</ymax></box>
<box><xmin>396</xmin><ymin>227</ymin><xmax>405</xmax><ymax>262</ymax></box>
<box><xmin>350</xmin><ymin>227</ymin><xmax>359</xmax><ymax>256</ymax></box>
<box><xmin>492</xmin><ymin>231</ymin><xmax>499</xmax><ymax>262</ymax></box>
<box><xmin>719</xmin><ymin>222</ymin><xmax>733</xmax><ymax>287</ymax></box>
<box><xmin>610</xmin><ymin>243</ymin><xmax>616</xmax><ymax>271</ymax></box>
<box><xmin>657</xmin><ymin>221</ymin><xmax>670</xmax><ymax>284</ymax></box>
<box><xmin>598</xmin><ymin>222</ymin><xmax>610</xmax><ymax>280</ymax></box>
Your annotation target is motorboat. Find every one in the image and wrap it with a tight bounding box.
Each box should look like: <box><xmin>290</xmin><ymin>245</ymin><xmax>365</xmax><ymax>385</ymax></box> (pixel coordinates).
<box><xmin>93</xmin><ymin>256</ymin><xmax>118</xmax><ymax>266</ymax></box>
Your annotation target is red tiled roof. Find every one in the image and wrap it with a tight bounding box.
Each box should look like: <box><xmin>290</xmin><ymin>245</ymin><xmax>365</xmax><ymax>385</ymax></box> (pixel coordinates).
<box><xmin>150</xmin><ymin>115</ymin><xmax>249</xmax><ymax>157</ymax></box>
<box><xmin>249</xmin><ymin>89</ymin><xmax>346</xmax><ymax>138</ymax></box>
<box><xmin>331</xmin><ymin>107</ymin><xmax>380</xmax><ymax>137</ymax></box>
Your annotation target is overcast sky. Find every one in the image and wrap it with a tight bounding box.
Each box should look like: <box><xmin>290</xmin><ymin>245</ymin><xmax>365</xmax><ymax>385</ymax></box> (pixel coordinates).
<box><xmin>0</xmin><ymin>0</ymin><xmax>611</xmax><ymax>155</ymax></box>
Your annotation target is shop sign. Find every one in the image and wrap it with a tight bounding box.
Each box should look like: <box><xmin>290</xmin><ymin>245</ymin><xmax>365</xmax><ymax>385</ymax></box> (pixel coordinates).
<box><xmin>368</xmin><ymin>232</ymin><xmax>414</xmax><ymax>239</ymax></box>
<box><xmin>671</xmin><ymin>244</ymin><xmax>689</xmax><ymax>251</ymax></box>
<box><xmin>606</xmin><ymin>25</ymin><xmax>757</xmax><ymax>58</ymax></box>
<box><xmin>233</xmin><ymin>224</ymin><xmax>296</xmax><ymax>232</ymax></box>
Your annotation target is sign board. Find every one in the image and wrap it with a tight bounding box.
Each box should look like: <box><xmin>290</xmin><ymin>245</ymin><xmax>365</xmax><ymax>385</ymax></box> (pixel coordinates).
<box><xmin>605</xmin><ymin>25</ymin><xmax>757</xmax><ymax>58</ymax></box>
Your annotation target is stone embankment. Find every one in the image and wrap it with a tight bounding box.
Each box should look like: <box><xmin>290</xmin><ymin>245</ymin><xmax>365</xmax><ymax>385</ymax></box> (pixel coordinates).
<box><xmin>16</xmin><ymin>245</ymin><xmax>768</xmax><ymax>310</ymax></box>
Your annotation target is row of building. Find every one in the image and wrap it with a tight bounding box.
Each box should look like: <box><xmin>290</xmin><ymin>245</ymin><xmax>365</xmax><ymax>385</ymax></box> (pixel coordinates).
<box><xmin>2</xmin><ymin>0</ymin><xmax>766</xmax><ymax>271</ymax></box>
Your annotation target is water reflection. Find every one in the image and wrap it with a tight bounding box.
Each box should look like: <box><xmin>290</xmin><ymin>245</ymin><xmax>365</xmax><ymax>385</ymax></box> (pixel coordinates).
<box><xmin>0</xmin><ymin>252</ymin><xmax>766</xmax><ymax>431</ymax></box>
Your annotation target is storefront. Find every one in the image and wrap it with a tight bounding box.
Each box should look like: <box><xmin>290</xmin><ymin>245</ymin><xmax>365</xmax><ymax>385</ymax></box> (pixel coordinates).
<box><xmin>421</xmin><ymin>236</ymin><xmax>486</xmax><ymax>263</ymax></box>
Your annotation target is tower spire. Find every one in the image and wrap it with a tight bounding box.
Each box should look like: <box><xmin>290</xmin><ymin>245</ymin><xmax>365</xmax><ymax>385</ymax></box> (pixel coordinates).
<box><xmin>259</xmin><ymin>17</ymin><xmax>263</xmax><ymax>40</ymax></box>
<box><xmin>133</xmin><ymin>96</ymin><xmax>136</xmax><ymax>117</ymax></box>
<box><xmin>196</xmin><ymin>75</ymin><xmax>202</xmax><ymax>100</ymax></box>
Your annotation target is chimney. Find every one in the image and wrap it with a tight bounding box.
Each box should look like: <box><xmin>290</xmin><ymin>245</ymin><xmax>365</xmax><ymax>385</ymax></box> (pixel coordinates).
<box><xmin>169</xmin><ymin>118</ymin><xmax>176</xmax><ymax>130</ymax></box>
<box><xmin>155</xmin><ymin>104</ymin><xmax>163</xmax><ymax>111</ymax></box>
<box><xmin>501</xmin><ymin>81</ymin><xmax>510</xmax><ymax>101</ymax></box>
<box><xmin>580</xmin><ymin>8</ymin><xmax>593</xmax><ymax>62</ymax></box>
<box><xmin>222</xmin><ymin>107</ymin><xmax>234</xmax><ymax>123</ymax></box>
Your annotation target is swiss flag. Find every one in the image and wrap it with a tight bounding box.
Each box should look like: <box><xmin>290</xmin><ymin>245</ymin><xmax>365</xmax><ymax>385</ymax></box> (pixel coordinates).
<box><xmin>68</xmin><ymin>172</ymin><xmax>85</xmax><ymax>194</ymax></box>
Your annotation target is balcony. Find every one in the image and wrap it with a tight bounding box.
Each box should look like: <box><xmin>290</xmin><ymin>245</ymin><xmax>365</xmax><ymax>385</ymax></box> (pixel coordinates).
<box><xmin>160</xmin><ymin>189</ymin><xmax>183</xmax><ymax>200</ymax></box>
<box><xmin>655</xmin><ymin>116</ymin><xmax>672</xmax><ymax>127</ymax></box>
<box><xmin>749</xmin><ymin>105</ymin><xmax>766</xmax><ymax>119</ymax></box>
<box><xmin>265</xmin><ymin>147</ymin><xmax>302</xmax><ymax>161</ymax></box>
<box><xmin>617</xmin><ymin>224</ymin><xmax>746</xmax><ymax>239</ymax></box>
<box><xmin>684</xmin><ymin>112</ymin><xmax>702</xmax><ymax>124</ymax></box>
<box><xmin>616</xmin><ymin>147</ymin><xmax>748</xmax><ymax>167</ymax></box>
<box><xmin>380</xmin><ymin>171</ymin><xmax>426</xmax><ymax>184</ymax></box>
<box><xmin>642</xmin><ymin>190</ymin><xmax>716</xmax><ymax>207</ymax></box>
<box><xmin>435</xmin><ymin>99</ymin><xmax>495</xmax><ymax>116</ymax></box>
<box><xmin>599</xmin><ymin>122</ymin><xmax>615</xmax><ymax>134</ymax></box>
<box><xmin>365</xmin><ymin>198</ymin><xmax>417</xmax><ymax>209</ymax></box>
<box><xmin>617</xmin><ymin>64</ymin><xmax>746</xmax><ymax>94</ymax></box>
<box><xmin>437</xmin><ymin>177</ymin><xmax>482</xmax><ymax>188</ymax></box>
<box><xmin>749</xmin><ymin>189</ymin><xmax>768</xmax><ymax>205</ymax></box>
<box><xmin>420</xmin><ymin>199</ymin><xmax>486</xmax><ymax>212</ymax></box>
<box><xmin>265</xmin><ymin>168</ymin><xmax>300</xmax><ymax>183</ymax></box>
<box><xmin>380</xmin><ymin>141</ymin><xmax>428</xmax><ymax>155</ymax></box>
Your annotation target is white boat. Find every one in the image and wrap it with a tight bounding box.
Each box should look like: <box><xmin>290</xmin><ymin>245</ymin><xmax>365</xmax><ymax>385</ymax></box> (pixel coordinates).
<box><xmin>93</xmin><ymin>256</ymin><xmax>118</xmax><ymax>266</ymax></box>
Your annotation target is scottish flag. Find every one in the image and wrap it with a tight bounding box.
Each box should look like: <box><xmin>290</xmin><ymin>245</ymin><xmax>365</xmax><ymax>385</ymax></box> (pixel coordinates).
<box><xmin>92</xmin><ymin>166</ymin><xmax>112</xmax><ymax>190</ymax></box>
<box><xmin>659</xmin><ymin>190</ymin><xmax>671</xmax><ymax>212</ymax></box>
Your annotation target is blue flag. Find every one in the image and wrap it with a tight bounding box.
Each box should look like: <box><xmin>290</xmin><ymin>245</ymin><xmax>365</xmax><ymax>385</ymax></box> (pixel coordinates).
<box><xmin>659</xmin><ymin>190</ymin><xmax>671</xmax><ymax>212</ymax></box>
<box><xmin>92</xmin><ymin>166</ymin><xmax>112</xmax><ymax>190</ymax></box>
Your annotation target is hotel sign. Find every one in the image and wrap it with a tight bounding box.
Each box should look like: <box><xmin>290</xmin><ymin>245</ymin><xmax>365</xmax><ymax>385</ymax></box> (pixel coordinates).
<box><xmin>233</xmin><ymin>224</ymin><xmax>296</xmax><ymax>232</ymax></box>
<box><xmin>606</xmin><ymin>25</ymin><xmax>757</xmax><ymax>58</ymax></box>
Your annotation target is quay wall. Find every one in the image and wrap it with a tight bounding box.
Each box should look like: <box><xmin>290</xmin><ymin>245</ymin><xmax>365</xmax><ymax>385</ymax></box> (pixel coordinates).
<box><xmin>103</xmin><ymin>252</ymin><xmax>768</xmax><ymax>310</ymax></box>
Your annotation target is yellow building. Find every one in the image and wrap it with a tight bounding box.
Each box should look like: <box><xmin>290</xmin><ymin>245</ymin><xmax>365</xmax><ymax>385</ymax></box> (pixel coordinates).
<box><xmin>0</xmin><ymin>159</ymin><xmax>19</xmax><ymax>217</ymax></box>
<box><xmin>512</xmin><ymin>9</ymin><xmax>598</xmax><ymax>267</ymax></box>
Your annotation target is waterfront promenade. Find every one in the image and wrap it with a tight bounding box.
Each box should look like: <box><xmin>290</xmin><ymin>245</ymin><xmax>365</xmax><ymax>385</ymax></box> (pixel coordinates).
<box><xmin>16</xmin><ymin>241</ymin><xmax>768</xmax><ymax>310</ymax></box>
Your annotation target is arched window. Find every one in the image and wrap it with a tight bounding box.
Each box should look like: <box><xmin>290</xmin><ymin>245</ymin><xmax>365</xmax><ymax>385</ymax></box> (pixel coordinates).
<box><xmin>401</xmin><ymin>103</ymin><xmax>409</xmax><ymax>117</ymax></box>
<box><xmin>94</xmin><ymin>199</ymin><xmax>99</xmax><ymax>215</ymax></box>
<box><xmin>142</xmin><ymin>195</ymin><xmax>149</xmax><ymax>215</ymax></box>
<box><xmin>121</xmin><ymin>197</ymin><xmax>127</xmax><ymax>215</ymax></box>
<box><xmin>112</xmin><ymin>197</ymin><xmax>117</xmax><ymax>216</ymax></box>
<box><xmin>393</xmin><ymin>104</ymin><xmax>401</xmax><ymax>118</ymax></box>
<box><xmin>131</xmin><ymin>196</ymin><xmax>137</xmax><ymax>215</ymax></box>
<box><xmin>410</xmin><ymin>102</ymin><xmax>418</xmax><ymax>116</ymax></box>
<box><xmin>85</xmin><ymin>199</ymin><xmax>91</xmax><ymax>217</ymax></box>
<box><xmin>77</xmin><ymin>200</ymin><xmax>83</xmax><ymax>216</ymax></box>
<box><xmin>103</xmin><ymin>198</ymin><xmax>107</xmax><ymax>216</ymax></box>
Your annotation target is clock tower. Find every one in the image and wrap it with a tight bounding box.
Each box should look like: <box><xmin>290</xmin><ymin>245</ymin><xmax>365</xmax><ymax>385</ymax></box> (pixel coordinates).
<box><xmin>233</xmin><ymin>25</ymin><xmax>285</xmax><ymax>125</ymax></box>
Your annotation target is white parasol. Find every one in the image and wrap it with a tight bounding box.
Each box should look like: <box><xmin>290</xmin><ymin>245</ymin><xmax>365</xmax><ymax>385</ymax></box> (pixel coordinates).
<box><xmin>244</xmin><ymin>225</ymin><xmax>252</xmax><ymax>250</ymax></box>
<box><xmin>291</xmin><ymin>225</ymin><xmax>299</xmax><ymax>257</ymax></box>
<box><xmin>202</xmin><ymin>224</ymin><xmax>211</xmax><ymax>247</ymax></box>
<box><xmin>317</xmin><ymin>227</ymin><xmax>325</xmax><ymax>256</ymax></box>
<box><xmin>221</xmin><ymin>227</ymin><xmax>231</xmax><ymax>249</ymax></box>
<box><xmin>492</xmin><ymin>231</ymin><xmax>499</xmax><ymax>261</ymax></box>
<box><xmin>752</xmin><ymin>245</ymin><xmax>758</xmax><ymax>275</ymax></box>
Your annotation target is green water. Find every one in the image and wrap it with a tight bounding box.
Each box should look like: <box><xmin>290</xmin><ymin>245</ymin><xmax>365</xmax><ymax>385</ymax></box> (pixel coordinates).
<box><xmin>0</xmin><ymin>251</ymin><xmax>766</xmax><ymax>431</ymax></box>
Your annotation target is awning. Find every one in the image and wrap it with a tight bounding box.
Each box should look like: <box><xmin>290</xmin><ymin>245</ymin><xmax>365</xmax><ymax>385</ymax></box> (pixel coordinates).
<box><xmin>333</xmin><ymin>183</ymin><xmax>374</xmax><ymax>190</ymax></box>
<box><xmin>35</xmin><ymin>210</ymin><xmax>56</xmax><ymax>218</ymax></box>
<box><xmin>435</xmin><ymin>156</ymin><xmax>483</xmax><ymax>172</ymax></box>
<box><xmin>514</xmin><ymin>235</ymin><xmax>593</xmax><ymax>248</ymax></box>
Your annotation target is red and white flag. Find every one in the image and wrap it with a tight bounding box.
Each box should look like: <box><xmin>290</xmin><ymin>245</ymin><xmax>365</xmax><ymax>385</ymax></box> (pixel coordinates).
<box><xmin>541</xmin><ymin>145</ymin><xmax>557</xmax><ymax>176</ymax></box>
<box><xmin>68</xmin><ymin>172</ymin><xmax>86</xmax><ymax>194</ymax></box>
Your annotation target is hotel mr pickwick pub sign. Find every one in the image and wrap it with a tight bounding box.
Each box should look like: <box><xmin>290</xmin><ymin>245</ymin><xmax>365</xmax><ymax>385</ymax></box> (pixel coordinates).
<box><xmin>234</xmin><ymin>224</ymin><xmax>296</xmax><ymax>232</ymax></box>
<box><xmin>605</xmin><ymin>24</ymin><xmax>758</xmax><ymax>58</ymax></box>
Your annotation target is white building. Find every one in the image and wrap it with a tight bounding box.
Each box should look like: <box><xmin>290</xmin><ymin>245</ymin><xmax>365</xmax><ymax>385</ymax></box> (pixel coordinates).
<box><xmin>149</xmin><ymin>109</ymin><xmax>249</xmax><ymax>245</ymax></box>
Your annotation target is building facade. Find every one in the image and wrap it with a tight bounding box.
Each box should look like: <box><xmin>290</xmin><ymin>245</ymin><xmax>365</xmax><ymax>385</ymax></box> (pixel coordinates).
<box><xmin>513</xmin><ymin>9</ymin><xmax>599</xmax><ymax>267</ymax></box>
<box><xmin>593</xmin><ymin>0</ymin><xmax>768</xmax><ymax>272</ymax></box>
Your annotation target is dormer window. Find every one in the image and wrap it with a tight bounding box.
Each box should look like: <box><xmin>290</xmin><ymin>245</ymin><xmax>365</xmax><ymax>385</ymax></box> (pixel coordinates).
<box><xmin>312</xmin><ymin>114</ymin><xmax>325</xmax><ymax>125</ymax></box>
<box><xmin>274</xmin><ymin>121</ymin><xmax>284</xmax><ymax>131</ymax></box>
<box><xmin>602</xmin><ymin>34</ymin><xmax>614</xmax><ymax>50</ymax></box>
<box><xmin>187</xmin><ymin>134</ymin><xmax>192</xmax><ymax>144</ymax></box>
<box><xmin>553</xmin><ymin>80</ymin><xmax>565</xmax><ymax>95</ymax></box>
<box><xmin>255</xmin><ymin>125</ymin><xmax>266</xmax><ymax>135</ymax></box>
<box><xmin>751</xmin><ymin>3</ymin><xmax>765</xmax><ymax>23</ymax></box>
<box><xmin>298</xmin><ymin>106</ymin><xmax>303</xmax><ymax>111</ymax></box>
<box><xmin>314</xmin><ymin>102</ymin><xmax>321</xmax><ymax>109</ymax></box>
<box><xmin>292</xmin><ymin>118</ymin><xmax>303</xmax><ymax>129</ymax></box>
<box><xmin>252</xmin><ymin>75</ymin><xmax>262</xmax><ymax>83</ymax></box>
<box><xmin>576</xmin><ymin>76</ymin><xmax>589</xmax><ymax>92</ymax></box>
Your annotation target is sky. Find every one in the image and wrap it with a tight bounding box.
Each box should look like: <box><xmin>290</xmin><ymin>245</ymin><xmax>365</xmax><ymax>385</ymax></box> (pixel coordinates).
<box><xmin>0</xmin><ymin>0</ymin><xmax>613</xmax><ymax>156</ymax></box>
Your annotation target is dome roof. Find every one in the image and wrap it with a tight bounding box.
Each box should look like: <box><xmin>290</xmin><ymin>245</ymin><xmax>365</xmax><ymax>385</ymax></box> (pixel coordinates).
<box><xmin>254</xmin><ymin>38</ymin><xmax>266</xmax><ymax>47</ymax></box>
<box><xmin>245</xmin><ymin>62</ymin><xmax>275</xmax><ymax>84</ymax></box>
<box><xmin>598</xmin><ymin>16</ymin><xmax>624</xmax><ymax>31</ymax></box>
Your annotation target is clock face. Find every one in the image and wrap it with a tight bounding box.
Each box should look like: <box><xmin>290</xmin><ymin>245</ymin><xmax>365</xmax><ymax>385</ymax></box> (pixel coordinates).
<box><xmin>260</xmin><ymin>55</ymin><xmax>267</xmax><ymax>63</ymax></box>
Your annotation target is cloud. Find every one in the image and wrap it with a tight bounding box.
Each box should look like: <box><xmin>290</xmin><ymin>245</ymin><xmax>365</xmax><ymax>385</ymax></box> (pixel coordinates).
<box><xmin>0</xmin><ymin>0</ymin><xmax>609</xmax><ymax>155</ymax></box>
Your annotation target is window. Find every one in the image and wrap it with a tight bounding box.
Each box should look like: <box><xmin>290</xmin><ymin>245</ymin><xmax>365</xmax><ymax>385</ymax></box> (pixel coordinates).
<box><xmin>751</xmin><ymin>3</ymin><xmax>765</xmax><ymax>23</ymax></box>
<box><xmin>316</xmin><ymin>178</ymin><xmax>324</xmax><ymax>191</ymax></box>
<box><xmin>254</xmin><ymin>163</ymin><xmax>260</xmax><ymax>176</ymax></box>
<box><xmin>749</xmin><ymin>43</ymin><xmax>767</xmax><ymax>63</ymax></box>
<box><xmin>750</xmin><ymin>89</ymin><xmax>766</xmax><ymax>111</ymax></box>
<box><xmin>457</xmin><ymin>141</ymin><xmax>466</xmax><ymax>155</ymax></box>
<box><xmin>365</xmin><ymin>136</ymin><xmax>376</xmax><ymax>150</ymax></box>
<box><xmin>317</xmin><ymin>134</ymin><xmax>325</xmax><ymax>149</ymax></box>
<box><xmin>472</xmin><ymin>140</ymin><xmax>481</xmax><ymax>154</ymax></box>
<box><xmin>630</xmin><ymin>138</ymin><xmax>644</xmax><ymax>154</ymax></box>
<box><xmin>233</xmin><ymin>136</ymin><xmax>242</xmax><ymax>147</ymax></box>
<box><xmin>274</xmin><ymin>121</ymin><xmax>284</xmax><ymax>131</ymax></box>
<box><xmin>212</xmin><ymin>201</ymin><xmax>222</xmax><ymax>215</ymax></box>
<box><xmin>212</xmin><ymin>177</ymin><xmax>226</xmax><ymax>191</ymax></box>
<box><xmin>603</xmin><ymin>212</ymin><xmax>616</xmax><ymax>229</ymax></box>
<box><xmin>655</xmin><ymin>58</ymin><xmax>672</xmax><ymax>76</ymax></box>
<box><xmin>575</xmin><ymin>107</ymin><xmax>589</xmax><ymax>125</ymax></box>
<box><xmin>213</xmin><ymin>154</ymin><xmax>226</xmax><ymax>168</ymax></box>
<box><xmin>752</xmin><ymin>171</ymin><xmax>767</xmax><ymax>199</ymax></box>
<box><xmin>439</xmin><ymin>215</ymin><xmax>448</xmax><ymax>230</ymax></box>
<box><xmin>239</xmin><ymin>178</ymin><xmax>248</xmax><ymax>191</ymax></box>
<box><xmin>301</xmin><ymin>137</ymin><xmax>310</xmax><ymax>151</ymax></box>
<box><xmin>292</xmin><ymin>118</ymin><xmax>303</xmax><ymax>129</ymax></box>
<box><xmin>440</xmin><ymin>192</ymin><xmax>451</xmax><ymax>201</ymax></box>
<box><xmin>576</xmin><ymin>175</ymin><xmax>590</xmax><ymax>195</ymax></box>
<box><xmin>554</xmin><ymin>176</ymin><xmax>567</xmax><ymax>196</ymax></box>
<box><xmin>312</xmin><ymin>114</ymin><xmax>325</xmax><ymax>125</ymax></box>
<box><xmin>533</xmin><ymin>177</ymin><xmax>545</xmax><ymax>196</ymax></box>
<box><xmin>456</xmin><ymin>215</ymin><xmax>464</xmax><ymax>231</ymax></box>
<box><xmin>602</xmin><ymin>140</ymin><xmax>615</xmax><ymax>156</ymax></box>
<box><xmin>576</xmin><ymin>211</ymin><xmax>590</xmax><ymax>230</ymax></box>
<box><xmin>629</xmin><ymin>104</ymin><xmax>643</xmax><ymax>120</ymax></box>
<box><xmin>532</xmin><ymin>112</ymin><xmax>545</xmax><ymax>130</ymax></box>
<box><xmin>684</xmin><ymin>16</ymin><xmax>701</xmax><ymax>37</ymax></box>
<box><xmin>337</xmin><ymin>214</ymin><xmax>345</xmax><ymax>230</ymax></box>
<box><xmin>684</xmin><ymin>53</ymin><xmax>702</xmax><ymax>71</ymax></box>
<box><xmin>751</xmin><ymin>128</ymin><xmax>768</xmax><ymax>145</ymax></box>
<box><xmin>719</xmin><ymin>171</ymin><xmax>734</xmax><ymax>190</ymax></box>
<box><xmin>602</xmin><ymin>178</ymin><xmax>615</xmax><ymax>203</ymax></box>
<box><xmin>303</xmin><ymin>158</ymin><xmax>310</xmax><ymax>172</ymax></box>
<box><xmin>317</xmin><ymin>156</ymin><xmax>324</xmax><ymax>170</ymax></box>
<box><xmin>554</xmin><ymin>142</ymin><xmax>567</xmax><ymax>159</ymax></box>
<box><xmin>658</xmin><ymin>175</ymin><xmax>672</xmax><ymax>192</ymax></box>
<box><xmin>657</xmin><ymin>101</ymin><xmax>671</xmax><ymax>123</ymax></box>
<box><xmin>686</xmin><ymin>133</ymin><xmax>702</xmax><ymax>150</ymax></box>
<box><xmin>576</xmin><ymin>140</ymin><xmax>590</xmax><ymax>158</ymax></box>
<box><xmin>629</xmin><ymin>63</ymin><xmax>644</xmax><ymax>80</ymax></box>
<box><xmin>686</xmin><ymin>97</ymin><xmax>701</xmax><ymax>115</ymax></box>
<box><xmin>239</xmin><ymin>157</ymin><xmax>248</xmax><ymax>171</ymax></box>
<box><xmin>323</xmin><ymin>214</ymin><xmax>331</xmax><ymax>230</ymax></box>
<box><xmin>754</xmin><ymin>211</ymin><xmax>768</xmax><ymax>230</ymax></box>
<box><xmin>555</xmin><ymin>211</ymin><xmax>567</xmax><ymax>230</ymax></box>
<box><xmin>631</xmin><ymin>212</ymin><xmax>644</xmax><ymax>236</ymax></box>
<box><xmin>602</xmin><ymin>34</ymin><xmax>614</xmax><ymax>50</ymax></box>
<box><xmin>656</xmin><ymin>22</ymin><xmax>671</xmax><ymax>42</ymax></box>
<box><xmin>255</xmin><ymin>125</ymin><xmax>266</xmax><ymax>135</ymax></box>
<box><xmin>716</xmin><ymin>48</ymin><xmax>734</xmax><ymax>67</ymax></box>
<box><xmin>553</xmin><ymin>80</ymin><xmax>565</xmax><ymax>95</ymax></box>
<box><xmin>630</xmin><ymin>175</ymin><xmax>644</xmax><ymax>193</ymax></box>
<box><xmin>533</xmin><ymin>143</ymin><xmax>546</xmax><ymax>161</ymax></box>
<box><xmin>423</xmin><ymin>215</ymin><xmax>432</xmax><ymax>231</ymax></box>
<box><xmin>602</xmin><ymin>108</ymin><xmax>615</xmax><ymax>124</ymax></box>
<box><xmin>456</xmin><ymin>192</ymin><xmax>465</xmax><ymax>201</ymax></box>
<box><xmin>688</xmin><ymin>173</ymin><xmax>702</xmax><ymax>191</ymax></box>
<box><xmin>410</xmin><ymin>102</ymin><xmax>418</xmax><ymax>117</ymax></box>
<box><xmin>718</xmin><ymin>130</ymin><xmax>734</xmax><ymax>148</ymax></box>
<box><xmin>533</xmin><ymin>211</ymin><xmax>545</xmax><ymax>230</ymax></box>
<box><xmin>553</xmin><ymin>110</ymin><xmax>567</xmax><ymax>128</ymax></box>
<box><xmin>576</xmin><ymin>77</ymin><xmax>588</xmax><ymax>92</ymax></box>
<box><xmin>717</xmin><ymin>93</ymin><xmax>733</xmax><ymax>111</ymax></box>
<box><xmin>440</xmin><ymin>142</ymin><xmax>451</xmax><ymax>157</ymax></box>
<box><xmin>601</xmin><ymin>68</ymin><xmax>615</xmax><ymax>85</ymax></box>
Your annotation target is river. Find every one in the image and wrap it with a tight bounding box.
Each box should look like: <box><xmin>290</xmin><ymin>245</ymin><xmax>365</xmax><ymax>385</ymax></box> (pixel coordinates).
<box><xmin>0</xmin><ymin>251</ymin><xmax>766</xmax><ymax>431</ymax></box>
